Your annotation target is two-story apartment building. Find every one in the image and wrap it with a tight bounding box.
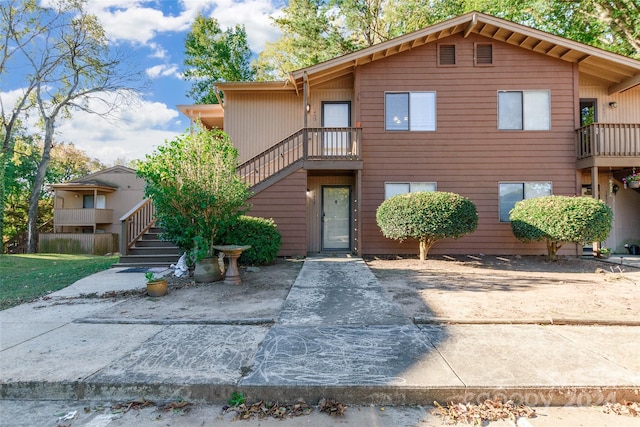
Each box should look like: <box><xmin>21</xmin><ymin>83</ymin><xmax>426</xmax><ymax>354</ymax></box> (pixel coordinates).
<box><xmin>40</xmin><ymin>165</ymin><xmax>146</xmax><ymax>254</ymax></box>
<box><xmin>179</xmin><ymin>12</ymin><xmax>640</xmax><ymax>257</ymax></box>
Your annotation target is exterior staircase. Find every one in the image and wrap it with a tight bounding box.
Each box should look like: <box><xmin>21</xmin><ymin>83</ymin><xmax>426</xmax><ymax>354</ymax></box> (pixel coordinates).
<box><xmin>114</xmin><ymin>226</ymin><xmax>182</xmax><ymax>267</ymax></box>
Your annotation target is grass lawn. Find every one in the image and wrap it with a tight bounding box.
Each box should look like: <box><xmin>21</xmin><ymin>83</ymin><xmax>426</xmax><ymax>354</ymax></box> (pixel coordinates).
<box><xmin>0</xmin><ymin>253</ymin><xmax>118</xmax><ymax>310</ymax></box>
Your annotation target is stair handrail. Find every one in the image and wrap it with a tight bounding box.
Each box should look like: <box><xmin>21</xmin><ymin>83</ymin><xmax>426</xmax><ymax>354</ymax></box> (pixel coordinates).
<box><xmin>3</xmin><ymin>219</ymin><xmax>53</xmax><ymax>254</ymax></box>
<box><xmin>120</xmin><ymin>198</ymin><xmax>156</xmax><ymax>254</ymax></box>
<box><xmin>237</xmin><ymin>127</ymin><xmax>361</xmax><ymax>190</ymax></box>
<box><xmin>237</xmin><ymin>128</ymin><xmax>306</xmax><ymax>189</ymax></box>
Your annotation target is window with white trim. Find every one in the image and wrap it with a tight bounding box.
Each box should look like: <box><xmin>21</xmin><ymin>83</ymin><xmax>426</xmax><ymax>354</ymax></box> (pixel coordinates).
<box><xmin>385</xmin><ymin>182</ymin><xmax>437</xmax><ymax>199</ymax></box>
<box><xmin>499</xmin><ymin>182</ymin><xmax>552</xmax><ymax>222</ymax></box>
<box><xmin>498</xmin><ymin>90</ymin><xmax>550</xmax><ymax>130</ymax></box>
<box><xmin>385</xmin><ymin>92</ymin><xmax>436</xmax><ymax>131</ymax></box>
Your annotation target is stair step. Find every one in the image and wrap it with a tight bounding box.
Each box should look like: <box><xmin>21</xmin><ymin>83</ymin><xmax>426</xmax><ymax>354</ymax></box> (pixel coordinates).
<box><xmin>128</xmin><ymin>247</ymin><xmax>182</xmax><ymax>256</ymax></box>
<box><xmin>117</xmin><ymin>254</ymin><xmax>181</xmax><ymax>265</ymax></box>
<box><xmin>135</xmin><ymin>239</ymin><xmax>177</xmax><ymax>248</ymax></box>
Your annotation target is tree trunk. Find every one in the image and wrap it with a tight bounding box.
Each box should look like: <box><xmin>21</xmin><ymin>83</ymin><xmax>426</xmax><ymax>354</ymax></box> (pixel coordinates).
<box><xmin>419</xmin><ymin>238</ymin><xmax>435</xmax><ymax>261</ymax></box>
<box><xmin>546</xmin><ymin>239</ymin><xmax>563</xmax><ymax>262</ymax></box>
<box><xmin>26</xmin><ymin>119</ymin><xmax>54</xmax><ymax>253</ymax></box>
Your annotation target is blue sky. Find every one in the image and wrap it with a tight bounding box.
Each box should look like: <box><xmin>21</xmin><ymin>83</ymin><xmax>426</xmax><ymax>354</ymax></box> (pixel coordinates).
<box><xmin>2</xmin><ymin>0</ymin><xmax>285</xmax><ymax>164</ymax></box>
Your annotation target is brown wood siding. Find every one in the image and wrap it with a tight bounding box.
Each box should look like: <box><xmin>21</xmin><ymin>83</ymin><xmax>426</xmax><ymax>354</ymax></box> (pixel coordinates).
<box><xmin>357</xmin><ymin>33</ymin><xmax>579</xmax><ymax>256</ymax></box>
<box><xmin>246</xmin><ymin>169</ymin><xmax>307</xmax><ymax>257</ymax></box>
<box><xmin>306</xmin><ymin>174</ymin><xmax>355</xmax><ymax>252</ymax></box>
<box><xmin>224</xmin><ymin>91</ymin><xmax>303</xmax><ymax>163</ymax></box>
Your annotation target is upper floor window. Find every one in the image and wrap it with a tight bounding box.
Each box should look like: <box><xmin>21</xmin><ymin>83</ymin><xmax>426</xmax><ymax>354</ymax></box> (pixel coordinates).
<box><xmin>385</xmin><ymin>92</ymin><xmax>436</xmax><ymax>131</ymax></box>
<box><xmin>385</xmin><ymin>182</ymin><xmax>437</xmax><ymax>199</ymax></box>
<box><xmin>499</xmin><ymin>182</ymin><xmax>552</xmax><ymax>222</ymax></box>
<box><xmin>438</xmin><ymin>44</ymin><xmax>456</xmax><ymax>66</ymax></box>
<box><xmin>475</xmin><ymin>43</ymin><xmax>493</xmax><ymax>65</ymax></box>
<box><xmin>498</xmin><ymin>90</ymin><xmax>550</xmax><ymax>130</ymax></box>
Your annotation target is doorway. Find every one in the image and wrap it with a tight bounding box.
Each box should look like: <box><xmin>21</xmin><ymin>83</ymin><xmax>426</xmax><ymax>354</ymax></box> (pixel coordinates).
<box><xmin>321</xmin><ymin>185</ymin><xmax>351</xmax><ymax>251</ymax></box>
<box><xmin>322</xmin><ymin>102</ymin><xmax>351</xmax><ymax>156</ymax></box>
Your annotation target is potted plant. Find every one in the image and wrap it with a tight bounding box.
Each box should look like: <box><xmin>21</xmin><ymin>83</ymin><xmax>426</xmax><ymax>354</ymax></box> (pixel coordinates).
<box><xmin>596</xmin><ymin>247</ymin><xmax>611</xmax><ymax>259</ymax></box>
<box><xmin>622</xmin><ymin>171</ymin><xmax>639</xmax><ymax>189</ymax></box>
<box><xmin>191</xmin><ymin>235</ymin><xmax>224</xmax><ymax>282</ymax></box>
<box><xmin>137</xmin><ymin>123</ymin><xmax>249</xmax><ymax>283</ymax></box>
<box><xmin>145</xmin><ymin>271</ymin><xmax>167</xmax><ymax>297</ymax></box>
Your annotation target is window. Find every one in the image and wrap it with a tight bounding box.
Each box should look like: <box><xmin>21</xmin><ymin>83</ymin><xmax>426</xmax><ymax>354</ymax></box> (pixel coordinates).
<box><xmin>385</xmin><ymin>182</ymin><xmax>437</xmax><ymax>199</ymax></box>
<box><xmin>475</xmin><ymin>43</ymin><xmax>493</xmax><ymax>65</ymax></box>
<box><xmin>499</xmin><ymin>182</ymin><xmax>552</xmax><ymax>222</ymax></box>
<box><xmin>82</xmin><ymin>194</ymin><xmax>106</xmax><ymax>209</ymax></box>
<box><xmin>498</xmin><ymin>90</ymin><xmax>550</xmax><ymax>130</ymax></box>
<box><xmin>385</xmin><ymin>92</ymin><xmax>436</xmax><ymax>131</ymax></box>
<box><xmin>438</xmin><ymin>44</ymin><xmax>456</xmax><ymax>66</ymax></box>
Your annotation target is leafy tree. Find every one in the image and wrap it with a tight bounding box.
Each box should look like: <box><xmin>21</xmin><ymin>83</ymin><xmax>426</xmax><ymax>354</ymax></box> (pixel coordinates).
<box><xmin>183</xmin><ymin>13</ymin><xmax>255</xmax><ymax>103</ymax></box>
<box><xmin>510</xmin><ymin>195</ymin><xmax>613</xmax><ymax>261</ymax></box>
<box><xmin>256</xmin><ymin>0</ymin><xmax>639</xmax><ymax>79</ymax></box>
<box><xmin>376</xmin><ymin>191</ymin><xmax>478</xmax><ymax>260</ymax></box>
<box><xmin>0</xmin><ymin>0</ymin><xmax>141</xmax><ymax>252</ymax></box>
<box><xmin>137</xmin><ymin>123</ymin><xmax>249</xmax><ymax>262</ymax></box>
<box><xmin>3</xmin><ymin>133</ymin><xmax>103</xmax><ymax>249</ymax></box>
<box><xmin>254</xmin><ymin>0</ymin><xmax>357</xmax><ymax>79</ymax></box>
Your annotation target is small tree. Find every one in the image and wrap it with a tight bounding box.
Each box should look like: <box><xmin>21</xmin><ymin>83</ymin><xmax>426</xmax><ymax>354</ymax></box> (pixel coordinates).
<box><xmin>376</xmin><ymin>191</ymin><xmax>478</xmax><ymax>261</ymax></box>
<box><xmin>510</xmin><ymin>195</ymin><xmax>613</xmax><ymax>261</ymax></box>
<box><xmin>137</xmin><ymin>124</ymin><xmax>249</xmax><ymax>261</ymax></box>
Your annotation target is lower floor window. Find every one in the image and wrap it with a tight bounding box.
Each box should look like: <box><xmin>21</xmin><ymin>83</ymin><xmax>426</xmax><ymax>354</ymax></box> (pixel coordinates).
<box><xmin>499</xmin><ymin>182</ymin><xmax>552</xmax><ymax>222</ymax></box>
<box><xmin>385</xmin><ymin>182</ymin><xmax>437</xmax><ymax>199</ymax></box>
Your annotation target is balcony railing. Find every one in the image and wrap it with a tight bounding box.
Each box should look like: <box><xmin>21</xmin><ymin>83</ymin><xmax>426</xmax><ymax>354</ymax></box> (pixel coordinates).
<box><xmin>238</xmin><ymin>127</ymin><xmax>362</xmax><ymax>189</ymax></box>
<box><xmin>53</xmin><ymin>208</ymin><xmax>114</xmax><ymax>226</ymax></box>
<box><xmin>576</xmin><ymin>123</ymin><xmax>640</xmax><ymax>159</ymax></box>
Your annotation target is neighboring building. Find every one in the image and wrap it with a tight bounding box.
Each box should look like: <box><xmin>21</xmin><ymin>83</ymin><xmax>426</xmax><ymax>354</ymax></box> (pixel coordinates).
<box><xmin>179</xmin><ymin>11</ymin><xmax>640</xmax><ymax>257</ymax></box>
<box><xmin>40</xmin><ymin>165</ymin><xmax>146</xmax><ymax>255</ymax></box>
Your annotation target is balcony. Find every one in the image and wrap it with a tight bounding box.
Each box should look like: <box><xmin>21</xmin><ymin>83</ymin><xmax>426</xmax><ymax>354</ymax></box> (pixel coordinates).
<box><xmin>53</xmin><ymin>208</ymin><xmax>114</xmax><ymax>227</ymax></box>
<box><xmin>576</xmin><ymin>123</ymin><xmax>640</xmax><ymax>168</ymax></box>
<box><xmin>238</xmin><ymin>127</ymin><xmax>362</xmax><ymax>191</ymax></box>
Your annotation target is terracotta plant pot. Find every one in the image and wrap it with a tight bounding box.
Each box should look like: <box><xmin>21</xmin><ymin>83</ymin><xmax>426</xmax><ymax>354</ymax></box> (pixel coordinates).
<box><xmin>194</xmin><ymin>256</ymin><xmax>223</xmax><ymax>282</ymax></box>
<box><xmin>147</xmin><ymin>279</ymin><xmax>168</xmax><ymax>297</ymax></box>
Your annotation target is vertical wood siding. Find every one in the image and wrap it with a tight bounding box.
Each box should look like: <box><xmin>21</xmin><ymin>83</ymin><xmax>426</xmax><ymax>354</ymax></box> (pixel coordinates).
<box><xmin>224</xmin><ymin>91</ymin><xmax>303</xmax><ymax>163</ymax></box>
<box><xmin>579</xmin><ymin>76</ymin><xmax>640</xmax><ymax>124</ymax></box>
<box><xmin>247</xmin><ymin>169</ymin><xmax>307</xmax><ymax>256</ymax></box>
<box><xmin>357</xmin><ymin>33</ymin><xmax>579</xmax><ymax>256</ymax></box>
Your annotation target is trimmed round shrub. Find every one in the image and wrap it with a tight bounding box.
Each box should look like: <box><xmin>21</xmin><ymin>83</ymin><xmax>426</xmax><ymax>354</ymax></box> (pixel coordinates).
<box><xmin>510</xmin><ymin>195</ymin><xmax>613</xmax><ymax>261</ymax></box>
<box><xmin>220</xmin><ymin>216</ymin><xmax>282</xmax><ymax>265</ymax></box>
<box><xmin>376</xmin><ymin>191</ymin><xmax>478</xmax><ymax>260</ymax></box>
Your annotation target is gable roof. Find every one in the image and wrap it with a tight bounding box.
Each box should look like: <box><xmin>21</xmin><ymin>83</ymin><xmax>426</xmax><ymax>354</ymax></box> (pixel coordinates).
<box><xmin>49</xmin><ymin>165</ymin><xmax>135</xmax><ymax>192</ymax></box>
<box><xmin>288</xmin><ymin>11</ymin><xmax>640</xmax><ymax>95</ymax></box>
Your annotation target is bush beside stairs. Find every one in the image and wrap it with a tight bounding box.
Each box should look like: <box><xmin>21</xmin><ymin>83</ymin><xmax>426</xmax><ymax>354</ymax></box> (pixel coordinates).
<box><xmin>113</xmin><ymin>226</ymin><xmax>182</xmax><ymax>267</ymax></box>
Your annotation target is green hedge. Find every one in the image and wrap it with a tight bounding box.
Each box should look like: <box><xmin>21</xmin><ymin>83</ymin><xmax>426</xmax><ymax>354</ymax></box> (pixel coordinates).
<box><xmin>220</xmin><ymin>216</ymin><xmax>282</xmax><ymax>265</ymax></box>
<box><xmin>376</xmin><ymin>191</ymin><xmax>478</xmax><ymax>260</ymax></box>
<box><xmin>510</xmin><ymin>195</ymin><xmax>613</xmax><ymax>260</ymax></box>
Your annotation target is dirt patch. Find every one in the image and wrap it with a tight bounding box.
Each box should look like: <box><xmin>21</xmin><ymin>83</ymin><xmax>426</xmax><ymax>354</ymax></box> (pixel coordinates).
<box><xmin>364</xmin><ymin>255</ymin><xmax>640</xmax><ymax>323</ymax></box>
<box><xmin>86</xmin><ymin>258</ymin><xmax>304</xmax><ymax>322</ymax></box>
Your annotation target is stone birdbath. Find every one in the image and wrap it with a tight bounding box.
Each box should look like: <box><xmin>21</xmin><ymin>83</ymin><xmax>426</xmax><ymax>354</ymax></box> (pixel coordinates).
<box><xmin>213</xmin><ymin>245</ymin><xmax>251</xmax><ymax>285</ymax></box>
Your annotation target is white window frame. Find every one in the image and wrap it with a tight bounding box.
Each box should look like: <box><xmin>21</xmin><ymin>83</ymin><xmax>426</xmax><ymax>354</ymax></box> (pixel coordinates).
<box><xmin>498</xmin><ymin>90</ymin><xmax>550</xmax><ymax>130</ymax></box>
<box><xmin>385</xmin><ymin>182</ymin><xmax>437</xmax><ymax>199</ymax></box>
<box><xmin>499</xmin><ymin>181</ymin><xmax>552</xmax><ymax>222</ymax></box>
<box><xmin>385</xmin><ymin>91</ymin><xmax>436</xmax><ymax>131</ymax></box>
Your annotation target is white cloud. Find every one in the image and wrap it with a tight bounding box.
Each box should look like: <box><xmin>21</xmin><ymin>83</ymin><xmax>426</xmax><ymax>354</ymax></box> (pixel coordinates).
<box><xmin>87</xmin><ymin>0</ymin><xmax>281</xmax><ymax>53</ymax></box>
<box><xmin>146</xmin><ymin>64</ymin><xmax>181</xmax><ymax>79</ymax></box>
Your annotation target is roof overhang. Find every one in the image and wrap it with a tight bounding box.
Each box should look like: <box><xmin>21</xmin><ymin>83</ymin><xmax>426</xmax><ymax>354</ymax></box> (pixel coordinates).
<box><xmin>177</xmin><ymin>104</ymin><xmax>225</xmax><ymax>129</ymax></box>
<box><xmin>288</xmin><ymin>11</ymin><xmax>640</xmax><ymax>94</ymax></box>
<box><xmin>50</xmin><ymin>183</ymin><xmax>117</xmax><ymax>193</ymax></box>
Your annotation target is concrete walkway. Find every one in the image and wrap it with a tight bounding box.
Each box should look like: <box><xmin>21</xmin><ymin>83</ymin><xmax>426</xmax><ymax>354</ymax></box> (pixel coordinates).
<box><xmin>1</xmin><ymin>256</ymin><xmax>639</xmax><ymax>407</ymax></box>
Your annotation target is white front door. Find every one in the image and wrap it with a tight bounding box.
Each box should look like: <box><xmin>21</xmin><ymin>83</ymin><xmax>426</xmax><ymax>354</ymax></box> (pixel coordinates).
<box><xmin>322</xmin><ymin>186</ymin><xmax>351</xmax><ymax>250</ymax></box>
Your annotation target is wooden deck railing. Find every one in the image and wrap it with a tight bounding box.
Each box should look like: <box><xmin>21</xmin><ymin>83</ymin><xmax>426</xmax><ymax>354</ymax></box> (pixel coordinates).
<box><xmin>237</xmin><ymin>127</ymin><xmax>362</xmax><ymax>189</ymax></box>
<box><xmin>119</xmin><ymin>198</ymin><xmax>156</xmax><ymax>254</ymax></box>
<box><xmin>53</xmin><ymin>208</ymin><xmax>114</xmax><ymax>226</ymax></box>
<box><xmin>576</xmin><ymin>123</ymin><xmax>640</xmax><ymax>159</ymax></box>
